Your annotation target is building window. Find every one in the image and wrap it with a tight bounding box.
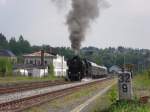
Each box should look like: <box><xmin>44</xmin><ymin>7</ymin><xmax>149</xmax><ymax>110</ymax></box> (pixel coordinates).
<box><xmin>35</xmin><ymin>60</ymin><xmax>36</xmax><ymax>65</ymax></box>
<box><xmin>45</xmin><ymin>61</ymin><xmax>47</xmax><ymax>65</ymax></box>
<box><xmin>38</xmin><ymin>61</ymin><xmax>40</xmax><ymax>65</ymax></box>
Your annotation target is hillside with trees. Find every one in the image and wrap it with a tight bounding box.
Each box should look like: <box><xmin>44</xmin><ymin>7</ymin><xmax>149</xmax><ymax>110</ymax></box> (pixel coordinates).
<box><xmin>0</xmin><ymin>33</ymin><xmax>150</xmax><ymax>72</ymax></box>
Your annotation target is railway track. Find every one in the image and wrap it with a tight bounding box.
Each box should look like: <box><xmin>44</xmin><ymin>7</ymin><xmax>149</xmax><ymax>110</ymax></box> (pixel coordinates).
<box><xmin>0</xmin><ymin>80</ymin><xmax>69</xmax><ymax>94</ymax></box>
<box><xmin>0</xmin><ymin>77</ymin><xmax>111</xmax><ymax>112</ymax></box>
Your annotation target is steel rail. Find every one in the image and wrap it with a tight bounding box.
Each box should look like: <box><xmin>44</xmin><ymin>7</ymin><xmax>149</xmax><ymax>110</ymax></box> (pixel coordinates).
<box><xmin>0</xmin><ymin>77</ymin><xmax>111</xmax><ymax>112</ymax></box>
<box><xmin>0</xmin><ymin>80</ymin><xmax>69</xmax><ymax>94</ymax></box>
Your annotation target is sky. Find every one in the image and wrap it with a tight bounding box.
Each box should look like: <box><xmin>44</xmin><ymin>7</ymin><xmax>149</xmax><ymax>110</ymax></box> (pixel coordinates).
<box><xmin>0</xmin><ymin>0</ymin><xmax>150</xmax><ymax>49</ymax></box>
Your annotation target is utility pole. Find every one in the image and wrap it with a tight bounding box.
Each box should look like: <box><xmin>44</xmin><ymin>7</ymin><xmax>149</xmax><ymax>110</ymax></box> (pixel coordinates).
<box><xmin>62</xmin><ymin>56</ymin><xmax>64</xmax><ymax>77</ymax></box>
<box><xmin>123</xmin><ymin>53</ymin><xmax>126</xmax><ymax>71</ymax></box>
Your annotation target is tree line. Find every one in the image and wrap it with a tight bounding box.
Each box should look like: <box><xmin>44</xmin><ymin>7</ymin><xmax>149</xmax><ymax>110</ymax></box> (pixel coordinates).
<box><xmin>0</xmin><ymin>33</ymin><xmax>31</xmax><ymax>55</ymax></box>
<box><xmin>81</xmin><ymin>47</ymin><xmax>150</xmax><ymax>72</ymax></box>
<box><xmin>0</xmin><ymin>33</ymin><xmax>150</xmax><ymax>72</ymax></box>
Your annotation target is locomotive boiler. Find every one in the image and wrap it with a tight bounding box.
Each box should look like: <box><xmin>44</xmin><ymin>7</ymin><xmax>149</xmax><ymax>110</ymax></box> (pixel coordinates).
<box><xmin>67</xmin><ymin>56</ymin><xmax>107</xmax><ymax>81</ymax></box>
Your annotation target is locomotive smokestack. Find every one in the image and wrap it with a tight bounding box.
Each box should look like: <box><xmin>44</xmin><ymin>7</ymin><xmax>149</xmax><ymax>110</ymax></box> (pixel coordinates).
<box><xmin>41</xmin><ymin>50</ymin><xmax>44</xmax><ymax>66</ymax></box>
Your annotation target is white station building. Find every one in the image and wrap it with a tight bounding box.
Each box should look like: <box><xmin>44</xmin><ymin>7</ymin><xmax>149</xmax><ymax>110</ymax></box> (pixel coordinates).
<box><xmin>23</xmin><ymin>51</ymin><xmax>54</xmax><ymax>65</ymax></box>
<box><xmin>53</xmin><ymin>55</ymin><xmax>67</xmax><ymax>77</ymax></box>
<box><xmin>14</xmin><ymin>51</ymin><xmax>67</xmax><ymax>77</ymax></box>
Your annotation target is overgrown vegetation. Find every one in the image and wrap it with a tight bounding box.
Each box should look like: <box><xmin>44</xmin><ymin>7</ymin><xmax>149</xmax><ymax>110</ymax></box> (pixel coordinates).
<box><xmin>0</xmin><ymin>57</ymin><xmax>12</xmax><ymax>77</ymax></box>
<box><xmin>108</xmin><ymin>88</ymin><xmax>117</xmax><ymax>103</ymax></box>
<box><xmin>94</xmin><ymin>71</ymin><xmax>150</xmax><ymax>112</ymax></box>
<box><xmin>48</xmin><ymin>63</ymin><xmax>54</xmax><ymax>76</ymax></box>
<box><xmin>0</xmin><ymin>75</ymin><xmax>64</xmax><ymax>84</ymax></box>
<box><xmin>134</xmin><ymin>70</ymin><xmax>150</xmax><ymax>89</ymax></box>
<box><xmin>102</xmin><ymin>100</ymin><xmax>150</xmax><ymax>112</ymax></box>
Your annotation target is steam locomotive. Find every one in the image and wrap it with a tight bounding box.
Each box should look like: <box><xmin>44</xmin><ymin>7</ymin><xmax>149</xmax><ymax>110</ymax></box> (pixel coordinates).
<box><xmin>67</xmin><ymin>56</ymin><xmax>107</xmax><ymax>81</ymax></box>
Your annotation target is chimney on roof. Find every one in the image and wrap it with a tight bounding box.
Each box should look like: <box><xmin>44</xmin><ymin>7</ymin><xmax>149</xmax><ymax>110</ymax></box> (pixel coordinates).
<box><xmin>41</xmin><ymin>50</ymin><xmax>44</xmax><ymax>66</ymax></box>
<box><xmin>49</xmin><ymin>47</ymin><xmax>57</xmax><ymax>55</ymax></box>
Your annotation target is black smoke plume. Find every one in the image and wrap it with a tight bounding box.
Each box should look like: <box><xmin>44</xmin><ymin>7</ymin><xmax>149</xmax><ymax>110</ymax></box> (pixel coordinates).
<box><xmin>52</xmin><ymin>0</ymin><xmax>109</xmax><ymax>54</ymax></box>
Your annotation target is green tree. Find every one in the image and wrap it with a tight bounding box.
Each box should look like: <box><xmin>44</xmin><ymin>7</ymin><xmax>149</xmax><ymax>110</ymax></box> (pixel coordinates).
<box><xmin>17</xmin><ymin>35</ymin><xmax>31</xmax><ymax>55</ymax></box>
<box><xmin>9</xmin><ymin>37</ymin><xmax>19</xmax><ymax>55</ymax></box>
<box><xmin>9</xmin><ymin>35</ymin><xmax>31</xmax><ymax>55</ymax></box>
<box><xmin>0</xmin><ymin>58</ymin><xmax>12</xmax><ymax>77</ymax></box>
<box><xmin>48</xmin><ymin>63</ymin><xmax>54</xmax><ymax>75</ymax></box>
<box><xmin>0</xmin><ymin>33</ymin><xmax>8</xmax><ymax>49</ymax></box>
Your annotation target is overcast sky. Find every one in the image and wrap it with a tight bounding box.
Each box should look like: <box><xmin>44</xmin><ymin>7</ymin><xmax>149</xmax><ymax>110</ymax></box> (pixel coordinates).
<box><xmin>0</xmin><ymin>0</ymin><xmax>150</xmax><ymax>49</ymax></box>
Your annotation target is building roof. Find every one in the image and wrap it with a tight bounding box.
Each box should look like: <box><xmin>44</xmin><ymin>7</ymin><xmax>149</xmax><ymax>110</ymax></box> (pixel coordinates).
<box><xmin>90</xmin><ymin>61</ymin><xmax>107</xmax><ymax>70</ymax></box>
<box><xmin>23</xmin><ymin>51</ymin><xmax>55</xmax><ymax>57</ymax></box>
<box><xmin>0</xmin><ymin>49</ymin><xmax>16</xmax><ymax>57</ymax></box>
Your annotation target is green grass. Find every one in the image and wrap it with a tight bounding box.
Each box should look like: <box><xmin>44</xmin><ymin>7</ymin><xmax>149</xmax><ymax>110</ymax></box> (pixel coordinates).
<box><xmin>133</xmin><ymin>71</ymin><xmax>150</xmax><ymax>90</ymax></box>
<box><xmin>93</xmin><ymin>71</ymin><xmax>150</xmax><ymax>112</ymax></box>
<box><xmin>24</xmin><ymin>79</ymin><xmax>116</xmax><ymax>112</ymax></box>
<box><xmin>101</xmin><ymin>100</ymin><xmax>150</xmax><ymax>112</ymax></box>
<box><xmin>0</xmin><ymin>74</ymin><xmax>64</xmax><ymax>84</ymax></box>
<box><xmin>91</xmin><ymin>86</ymin><xmax>117</xmax><ymax>112</ymax></box>
<box><xmin>93</xmin><ymin>87</ymin><xmax>150</xmax><ymax>112</ymax></box>
<box><xmin>133</xmin><ymin>71</ymin><xmax>150</xmax><ymax>101</ymax></box>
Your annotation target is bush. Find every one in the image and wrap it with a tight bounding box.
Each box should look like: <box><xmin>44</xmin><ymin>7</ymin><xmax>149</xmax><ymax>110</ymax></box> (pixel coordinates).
<box><xmin>147</xmin><ymin>69</ymin><xmax>150</xmax><ymax>79</ymax></box>
<box><xmin>108</xmin><ymin>88</ymin><xmax>118</xmax><ymax>103</ymax></box>
<box><xmin>48</xmin><ymin>63</ymin><xmax>54</xmax><ymax>76</ymax></box>
<box><xmin>0</xmin><ymin>57</ymin><xmax>12</xmax><ymax>76</ymax></box>
<box><xmin>107</xmin><ymin>100</ymin><xmax>150</xmax><ymax>112</ymax></box>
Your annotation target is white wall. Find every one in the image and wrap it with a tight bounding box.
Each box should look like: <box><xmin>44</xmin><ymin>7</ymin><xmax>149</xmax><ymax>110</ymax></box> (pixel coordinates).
<box><xmin>23</xmin><ymin>54</ymin><xmax>67</xmax><ymax>77</ymax></box>
<box><xmin>13</xmin><ymin>69</ymin><xmax>28</xmax><ymax>76</ymax></box>
<box><xmin>30</xmin><ymin>68</ymin><xmax>48</xmax><ymax>77</ymax></box>
<box><xmin>53</xmin><ymin>55</ymin><xmax>67</xmax><ymax>77</ymax></box>
<box><xmin>13</xmin><ymin>68</ymin><xmax>48</xmax><ymax>78</ymax></box>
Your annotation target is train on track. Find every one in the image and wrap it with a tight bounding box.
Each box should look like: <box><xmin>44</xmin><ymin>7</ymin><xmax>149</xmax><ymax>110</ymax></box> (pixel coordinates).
<box><xmin>67</xmin><ymin>56</ymin><xmax>107</xmax><ymax>81</ymax></box>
